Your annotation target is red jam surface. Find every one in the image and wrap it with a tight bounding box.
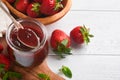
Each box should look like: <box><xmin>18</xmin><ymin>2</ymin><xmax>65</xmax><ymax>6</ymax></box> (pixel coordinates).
<box><xmin>17</xmin><ymin>28</ymin><xmax>39</xmax><ymax>48</ymax></box>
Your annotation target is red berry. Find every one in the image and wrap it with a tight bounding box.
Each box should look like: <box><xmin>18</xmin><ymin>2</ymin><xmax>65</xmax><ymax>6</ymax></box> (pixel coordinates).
<box><xmin>40</xmin><ymin>0</ymin><xmax>63</xmax><ymax>16</ymax></box>
<box><xmin>14</xmin><ymin>0</ymin><xmax>30</xmax><ymax>13</ymax></box>
<box><xmin>26</xmin><ymin>2</ymin><xmax>41</xmax><ymax>18</ymax></box>
<box><xmin>70</xmin><ymin>25</ymin><xmax>94</xmax><ymax>44</ymax></box>
<box><xmin>0</xmin><ymin>54</ymin><xmax>11</xmax><ymax>70</ymax></box>
<box><xmin>50</xmin><ymin>29</ymin><xmax>71</xmax><ymax>58</ymax></box>
<box><xmin>51</xmin><ymin>29</ymin><xmax>71</xmax><ymax>49</ymax></box>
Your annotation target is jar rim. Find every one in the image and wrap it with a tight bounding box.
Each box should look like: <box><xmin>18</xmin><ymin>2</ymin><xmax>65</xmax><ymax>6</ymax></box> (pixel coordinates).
<box><xmin>6</xmin><ymin>18</ymin><xmax>47</xmax><ymax>54</ymax></box>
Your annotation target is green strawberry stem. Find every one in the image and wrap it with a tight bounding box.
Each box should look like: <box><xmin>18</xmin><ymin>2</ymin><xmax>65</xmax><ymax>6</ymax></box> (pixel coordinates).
<box><xmin>32</xmin><ymin>3</ymin><xmax>40</xmax><ymax>13</ymax></box>
<box><xmin>53</xmin><ymin>39</ymin><xmax>72</xmax><ymax>58</ymax></box>
<box><xmin>56</xmin><ymin>0</ymin><xmax>63</xmax><ymax>2</ymax></box>
<box><xmin>80</xmin><ymin>25</ymin><xmax>94</xmax><ymax>44</ymax></box>
<box><xmin>54</xmin><ymin>0</ymin><xmax>63</xmax><ymax>10</ymax></box>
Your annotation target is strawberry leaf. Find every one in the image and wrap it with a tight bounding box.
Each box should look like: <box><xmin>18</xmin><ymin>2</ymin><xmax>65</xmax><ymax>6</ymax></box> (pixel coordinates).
<box><xmin>0</xmin><ymin>64</ymin><xmax>4</xmax><ymax>68</ymax></box>
<box><xmin>0</xmin><ymin>64</ymin><xmax>5</xmax><ymax>74</ymax></box>
<box><xmin>32</xmin><ymin>3</ymin><xmax>40</xmax><ymax>13</ymax></box>
<box><xmin>53</xmin><ymin>39</ymin><xmax>72</xmax><ymax>58</ymax></box>
<box><xmin>61</xmin><ymin>39</ymin><xmax>68</xmax><ymax>46</ymax></box>
<box><xmin>54</xmin><ymin>51</ymin><xmax>65</xmax><ymax>58</ymax></box>
<box><xmin>80</xmin><ymin>25</ymin><xmax>94</xmax><ymax>44</ymax></box>
<box><xmin>54</xmin><ymin>0</ymin><xmax>63</xmax><ymax>10</ymax></box>
<box><xmin>64</xmin><ymin>48</ymin><xmax>71</xmax><ymax>54</ymax></box>
<box><xmin>0</xmin><ymin>64</ymin><xmax>22</xmax><ymax>80</ymax></box>
<box><xmin>38</xmin><ymin>73</ymin><xmax>50</xmax><ymax>80</ymax></box>
<box><xmin>89</xmin><ymin>34</ymin><xmax>94</xmax><ymax>37</ymax></box>
<box><xmin>8</xmin><ymin>72</ymin><xmax>22</xmax><ymax>79</ymax></box>
<box><xmin>2</xmin><ymin>72</ymin><xmax>9</xmax><ymax>80</ymax></box>
<box><xmin>2</xmin><ymin>72</ymin><xmax>22</xmax><ymax>80</ymax></box>
<box><xmin>56</xmin><ymin>0</ymin><xmax>62</xmax><ymax>2</ymax></box>
<box><xmin>59</xmin><ymin>65</ymin><xmax>72</xmax><ymax>78</ymax></box>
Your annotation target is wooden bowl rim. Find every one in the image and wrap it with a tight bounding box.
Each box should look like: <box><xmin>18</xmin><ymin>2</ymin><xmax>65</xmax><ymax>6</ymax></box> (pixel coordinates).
<box><xmin>2</xmin><ymin>0</ymin><xmax>72</xmax><ymax>25</ymax></box>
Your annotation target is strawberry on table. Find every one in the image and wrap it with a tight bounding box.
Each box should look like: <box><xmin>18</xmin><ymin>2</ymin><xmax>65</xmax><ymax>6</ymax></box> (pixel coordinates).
<box><xmin>50</xmin><ymin>29</ymin><xmax>71</xmax><ymax>58</ymax></box>
<box><xmin>14</xmin><ymin>0</ymin><xmax>30</xmax><ymax>13</ymax></box>
<box><xmin>0</xmin><ymin>54</ymin><xmax>10</xmax><ymax>70</ymax></box>
<box><xmin>27</xmin><ymin>2</ymin><xmax>41</xmax><ymax>18</ymax></box>
<box><xmin>40</xmin><ymin>0</ymin><xmax>63</xmax><ymax>16</ymax></box>
<box><xmin>70</xmin><ymin>25</ymin><xmax>94</xmax><ymax>44</ymax></box>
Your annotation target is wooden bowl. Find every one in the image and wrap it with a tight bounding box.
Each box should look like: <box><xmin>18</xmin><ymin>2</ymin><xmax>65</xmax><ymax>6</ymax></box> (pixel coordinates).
<box><xmin>2</xmin><ymin>0</ymin><xmax>72</xmax><ymax>25</ymax></box>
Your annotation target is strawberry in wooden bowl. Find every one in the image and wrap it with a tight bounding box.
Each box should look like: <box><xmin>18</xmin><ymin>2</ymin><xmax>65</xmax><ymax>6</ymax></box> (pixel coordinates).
<box><xmin>2</xmin><ymin>0</ymin><xmax>72</xmax><ymax>25</ymax></box>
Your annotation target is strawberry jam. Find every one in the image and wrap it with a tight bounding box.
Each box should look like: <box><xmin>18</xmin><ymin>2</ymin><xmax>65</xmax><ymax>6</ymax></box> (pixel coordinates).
<box><xmin>6</xmin><ymin>18</ymin><xmax>48</xmax><ymax>67</ymax></box>
<box><xmin>17</xmin><ymin>28</ymin><xmax>39</xmax><ymax>48</ymax></box>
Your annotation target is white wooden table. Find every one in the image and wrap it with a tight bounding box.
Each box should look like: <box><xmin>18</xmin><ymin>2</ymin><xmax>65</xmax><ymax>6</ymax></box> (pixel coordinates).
<box><xmin>1</xmin><ymin>0</ymin><xmax>120</xmax><ymax>80</ymax></box>
<box><xmin>46</xmin><ymin>0</ymin><xmax>120</xmax><ymax>80</ymax></box>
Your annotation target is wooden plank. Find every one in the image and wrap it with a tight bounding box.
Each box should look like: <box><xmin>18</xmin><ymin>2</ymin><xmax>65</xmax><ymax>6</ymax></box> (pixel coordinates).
<box><xmin>0</xmin><ymin>37</ymin><xmax>64</xmax><ymax>80</ymax></box>
<box><xmin>13</xmin><ymin>60</ymin><xmax>64</xmax><ymax>80</ymax></box>
<box><xmin>47</xmin><ymin>55</ymin><xmax>120</xmax><ymax>80</ymax></box>
<box><xmin>71</xmin><ymin>0</ymin><xmax>120</xmax><ymax>11</ymax></box>
<box><xmin>46</xmin><ymin>11</ymin><xmax>120</xmax><ymax>55</ymax></box>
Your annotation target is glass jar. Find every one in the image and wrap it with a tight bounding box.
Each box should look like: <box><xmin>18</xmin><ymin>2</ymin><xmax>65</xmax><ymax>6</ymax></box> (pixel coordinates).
<box><xmin>6</xmin><ymin>18</ymin><xmax>48</xmax><ymax>67</ymax></box>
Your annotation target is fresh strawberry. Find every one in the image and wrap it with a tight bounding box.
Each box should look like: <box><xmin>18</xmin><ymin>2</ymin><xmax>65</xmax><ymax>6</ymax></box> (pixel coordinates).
<box><xmin>7</xmin><ymin>0</ymin><xmax>15</xmax><ymax>4</ymax></box>
<box><xmin>0</xmin><ymin>44</ymin><xmax>3</xmax><ymax>53</ymax></box>
<box><xmin>34</xmin><ymin>0</ymin><xmax>42</xmax><ymax>3</ymax></box>
<box><xmin>14</xmin><ymin>0</ymin><xmax>30</xmax><ymax>13</ymax></box>
<box><xmin>0</xmin><ymin>54</ymin><xmax>10</xmax><ymax>70</ymax></box>
<box><xmin>70</xmin><ymin>25</ymin><xmax>94</xmax><ymax>44</ymax></box>
<box><xmin>50</xmin><ymin>29</ymin><xmax>71</xmax><ymax>58</ymax></box>
<box><xmin>40</xmin><ymin>0</ymin><xmax>63</xmax><ymax>16</ymax></box>
<box><xmin>27</xmin><ymin>2</ymin><xmax>41</xmax><ymax>18</ymax></box>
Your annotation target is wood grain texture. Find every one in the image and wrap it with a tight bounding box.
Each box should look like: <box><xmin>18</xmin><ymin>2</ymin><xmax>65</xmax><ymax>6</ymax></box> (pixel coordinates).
<box><xmin>2</xmin><ymin>0</ymin><xmax>72</xmax><ymax>25</ymax></box>
<box><xmin>71</xmin><ymin>0</ymin><xmax>120</xmax><ymax>10</ymax></box>
<box><xmin>13</xmin><ymin>60</ymin><xmax>64</xmax><ymax>80</ymax></box>
<box><xmin>47</xmin><ymin>55</ymin><xmax>120</xmax><ymax>80</ymax></box>
<box><xmin>0</xmin><ymin>37</ymin><xmax>64</xmax><ymax>80</ymax></box>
